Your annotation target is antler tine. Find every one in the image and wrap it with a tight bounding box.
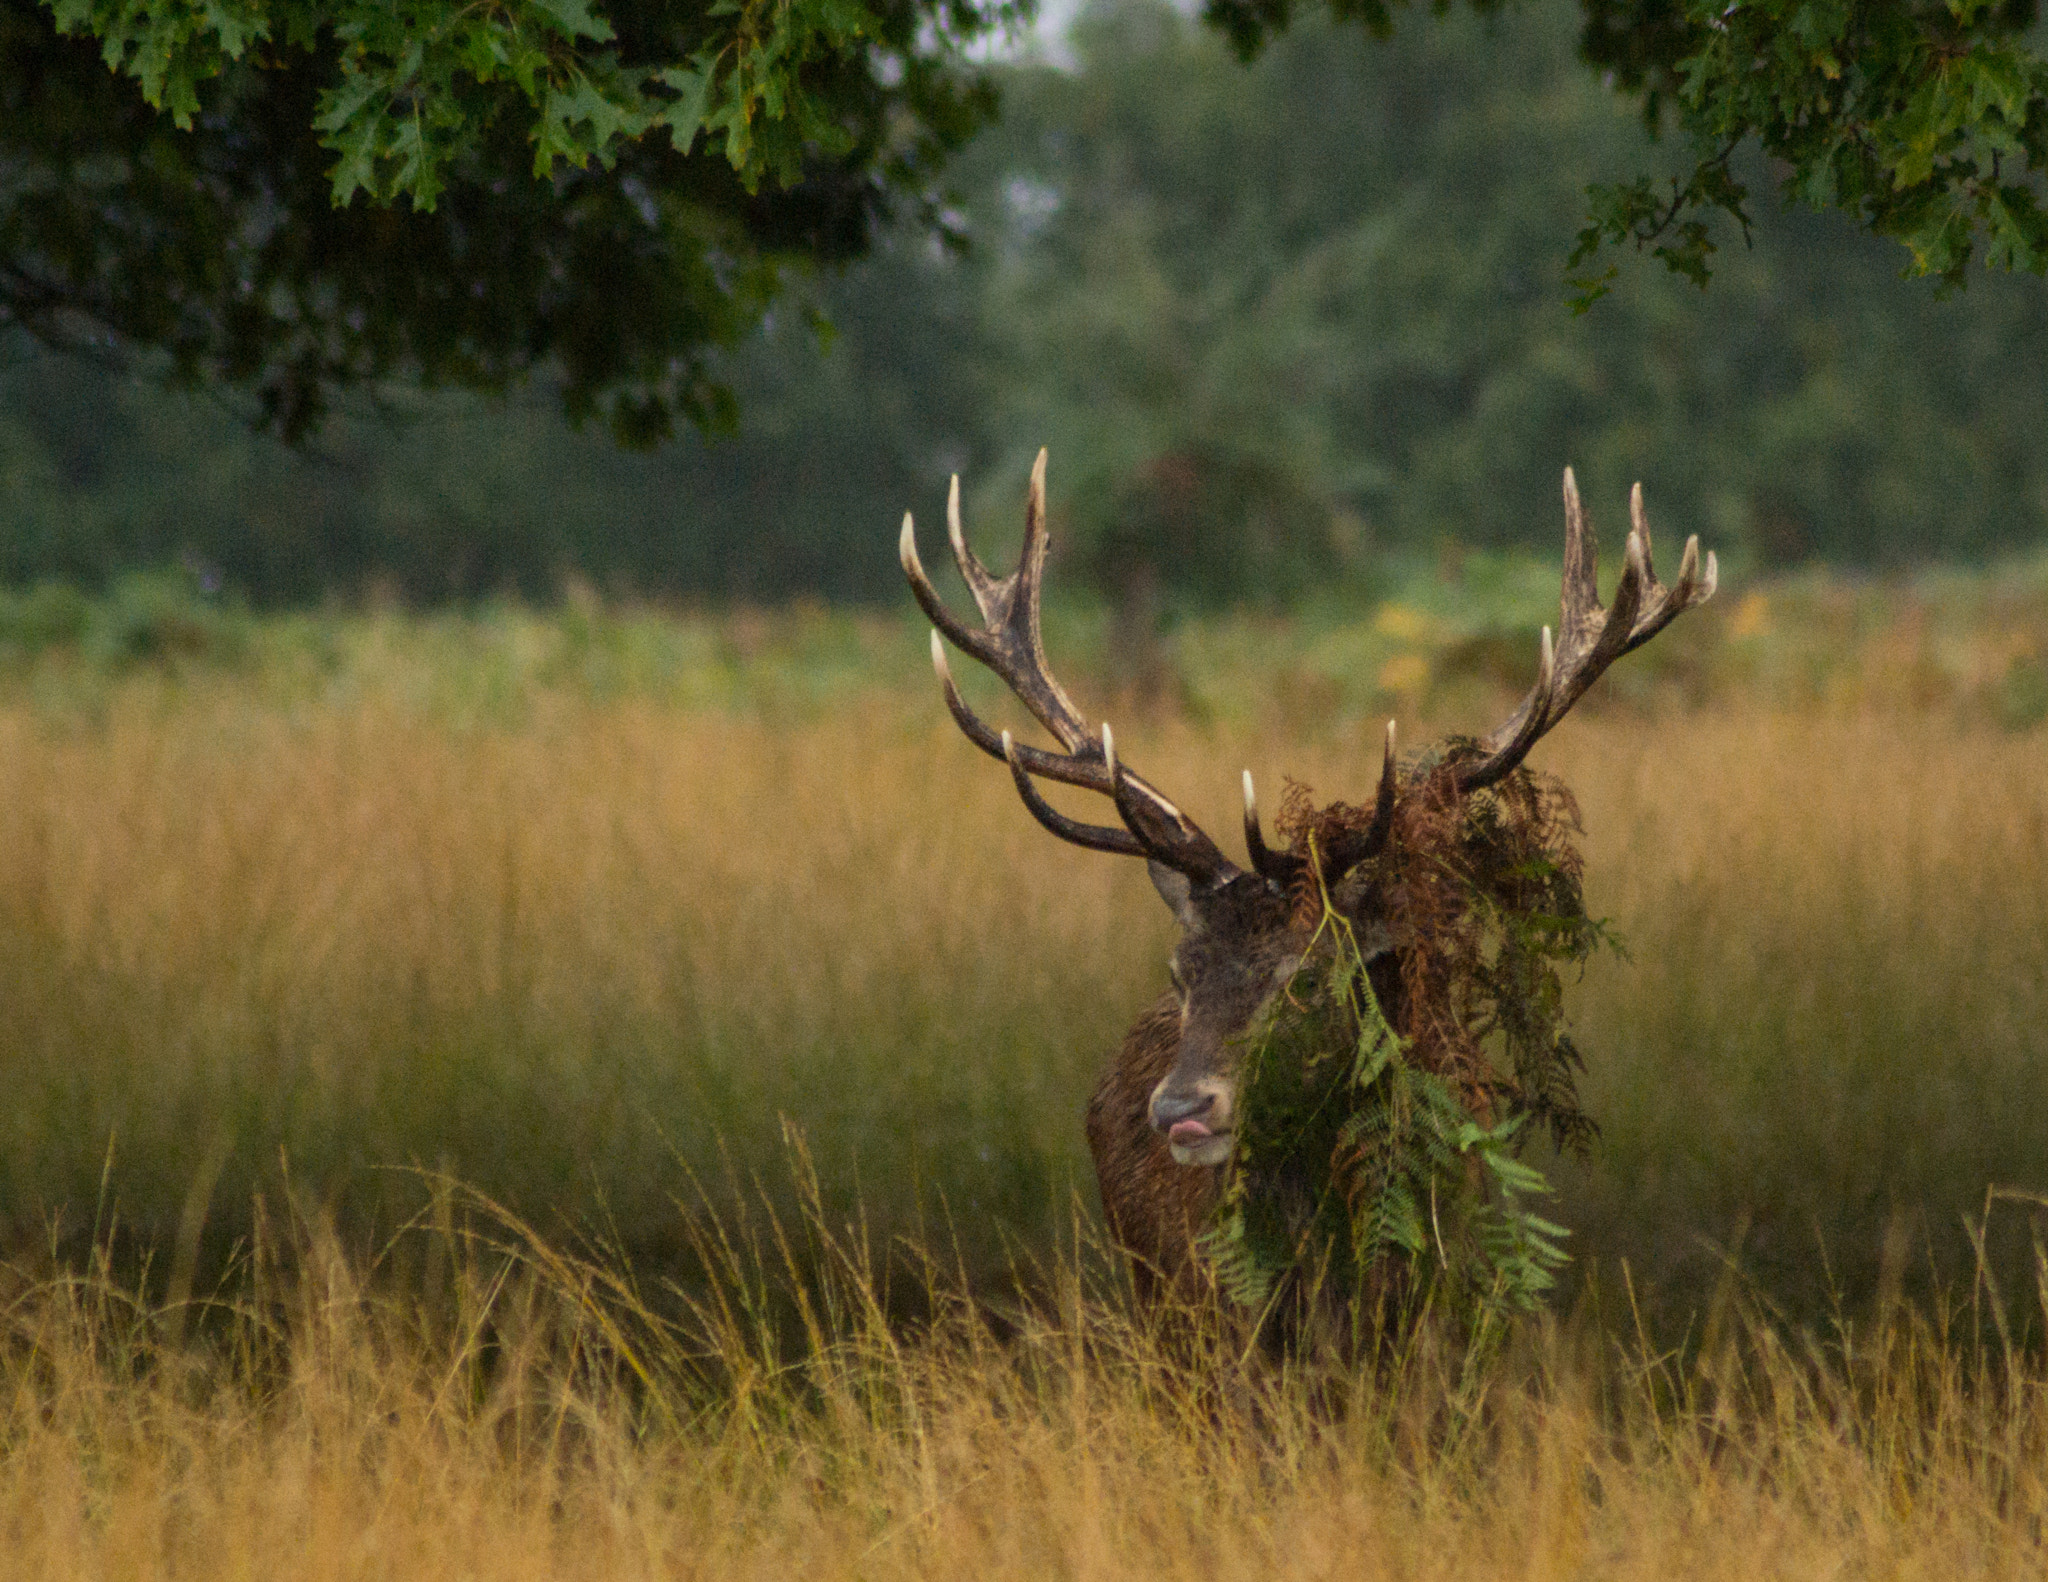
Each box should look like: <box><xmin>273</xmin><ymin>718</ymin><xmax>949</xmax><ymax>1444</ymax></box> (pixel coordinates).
<box><xmin>903</xmin><ymin>514</ymin><xmax>996</xmax><ymax>678</ymax></box>
<box><xmin>1241</xmin><ymin>771</ymin><xmax>1301</xmax><ymax>884</ymax></box>
<box><xmin>1620</xmin><ymin>484</ymin><xmax>1718</xmax><ymax>653</ymax></box>
<box><xmin>1243</xmin><ymin>770</ymin><xmax>1271</xmax><ymax>869</ymax></box>
<box><xmin>1354</xmin><ymin>717</ymin><xmax>1401</xmax><ymax>859</ymax></box>
<box><xmin>945</xmin><ymin>473</ymin><xmax>1002</xmax><ymax>619</ymax></box>
<box><xmin>1456</xmin><ymin>474</ymin><xmax>1714</xmax><ymax>792</ymax></box>
<box><xmin>1560</xmin><ymin>467</ymin><xmax>1600</xmax><ymax>633</ymax></box>
<box><xmin>1002</xmin><ymin>732</ymin><xmax>1147</xmax><ymax>857</ymax></box>
<box><xmin>1452</xmin><ymin>624</ymin><xmax>1557</xmax><ymax>794</ymax></box>
<box><xmin>1319</xmin><ymin>719</ymin><xmax>1403</xmax><ymax>879</ymax></box>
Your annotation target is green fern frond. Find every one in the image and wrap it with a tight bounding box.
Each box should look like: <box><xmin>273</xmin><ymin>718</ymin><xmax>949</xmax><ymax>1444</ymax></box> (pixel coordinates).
<box><xmin>1205</xmin><ymin>771</ymin><xmax>1608</xmax><ymax>1337</ymax></box>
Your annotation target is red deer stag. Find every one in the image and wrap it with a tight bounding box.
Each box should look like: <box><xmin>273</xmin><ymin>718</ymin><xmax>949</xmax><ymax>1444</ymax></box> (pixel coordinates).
<box><xmin>901</xmin><ymin>451</ymin><xmax>1716</xmax><ymax>1304</ymax></box>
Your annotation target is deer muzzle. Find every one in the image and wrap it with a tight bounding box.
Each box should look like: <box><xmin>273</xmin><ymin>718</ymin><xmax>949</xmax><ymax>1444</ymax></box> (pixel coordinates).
<box><xmin>1149</xmin><ymin>1077</ymin><xmax>1235</xmax><ymax>1167</ymax></box>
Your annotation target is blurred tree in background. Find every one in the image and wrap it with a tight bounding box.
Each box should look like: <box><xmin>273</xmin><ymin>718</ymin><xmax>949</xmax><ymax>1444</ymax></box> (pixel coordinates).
<box><xmin>1</xmin><ymin>0</ymin><xmax>2045</xmax><ymax>603</ymax></box>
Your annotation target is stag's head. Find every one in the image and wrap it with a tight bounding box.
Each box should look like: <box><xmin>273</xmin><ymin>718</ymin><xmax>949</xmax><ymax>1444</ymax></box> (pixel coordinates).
<box><xmin>903</xmin><ymin>452</ymin><xmax>1715</xmax><ymax>1169</ymax></box>
<box><xmin>1139</xmin><ymin>859</ymin><xmax>1303</xmax><ymax>1163</ymax></box>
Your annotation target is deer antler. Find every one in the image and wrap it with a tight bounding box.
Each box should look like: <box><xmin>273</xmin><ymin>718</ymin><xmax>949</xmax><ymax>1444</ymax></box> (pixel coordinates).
<box><xmin>1313</xmin><ymin>719</ymin><xmax>1403</xmax><ymax>880</ymax></box>
<box><xmin>1452</xmin><ymin>470</ymin><xmax>1717</xmax><ymax>793</ymax></box>
<box><xmin>903</xmin><ymin>450</ymin><xmax>1247</xmax><ymax>889</ymax></box>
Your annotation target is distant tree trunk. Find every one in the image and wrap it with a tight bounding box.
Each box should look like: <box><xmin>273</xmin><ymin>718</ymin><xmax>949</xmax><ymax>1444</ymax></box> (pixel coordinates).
<box><xmin>1105</xmin><ymin>557</ymin><xmax>1170</xmax><ymax>703</ymax></box>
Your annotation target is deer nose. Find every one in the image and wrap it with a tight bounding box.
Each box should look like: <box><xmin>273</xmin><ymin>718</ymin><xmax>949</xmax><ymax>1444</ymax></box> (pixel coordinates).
<box><xmin>1150</xmin><ymin>1090</ymin><xmax>1215</xmax><ymax>1130</ymax></box>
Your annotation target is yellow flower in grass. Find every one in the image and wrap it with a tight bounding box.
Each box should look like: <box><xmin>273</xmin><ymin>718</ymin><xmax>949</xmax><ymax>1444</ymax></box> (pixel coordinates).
<box><xmin>1373</xmin><ymin>603</ymin><xmax>1432</xmax><ymax>642</ymax></box>
<box><xmin>1376</xmin><ymin>652</ymin><xmax>1432</xmax><ymax>698</ymax></box>
<box><xmin>1728</xmin><ymin>591</ymin><xmax>1770</xmax><ymax>640</ymax></box>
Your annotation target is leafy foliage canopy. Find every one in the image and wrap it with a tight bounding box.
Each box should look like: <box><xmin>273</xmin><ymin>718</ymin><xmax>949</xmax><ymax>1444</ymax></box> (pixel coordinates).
<box><xmin>41</xmin><ymin>0</ymin><xmax>1000</xmax><ymax>205</ymax></box>
<box><xmin>3</xmin><ymin>0</ymin><xmax>1001</xmax><ymax>438</ymax></box>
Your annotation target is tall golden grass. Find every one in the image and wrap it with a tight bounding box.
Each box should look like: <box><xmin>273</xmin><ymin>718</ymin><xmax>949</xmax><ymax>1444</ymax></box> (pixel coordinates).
<box><xmin>3</xmin><ymin>1176</ymin><xmax>2045</xmax><ymax>1579</ymax></box>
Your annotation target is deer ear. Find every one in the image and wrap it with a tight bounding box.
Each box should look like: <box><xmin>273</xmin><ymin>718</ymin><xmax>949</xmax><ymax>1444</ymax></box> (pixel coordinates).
<box><xmin>1146</xmin><ymin>860</ymin><xmax>1201</xmax><ymax>931</ymax></box>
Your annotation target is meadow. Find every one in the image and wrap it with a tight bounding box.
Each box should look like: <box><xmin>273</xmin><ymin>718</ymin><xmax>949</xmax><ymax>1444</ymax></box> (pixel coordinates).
<box><xmin>1</xmin><ymin>558</ymin><xmax>2046</xmax><ymax>1573</ymax></box>
<box><xmin>6</xmin><ymin>1182</ymin><xmax>2048</xmax><ymax>1580</ymax></box>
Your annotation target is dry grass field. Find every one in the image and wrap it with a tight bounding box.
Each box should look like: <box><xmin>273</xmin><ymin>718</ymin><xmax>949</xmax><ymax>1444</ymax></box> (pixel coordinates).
<box><xmin>5</xmin><ymin>1178</ymin><xmax>2048</xmax><ymax>1579</ymax></box>
<box><xmin>0</xmin><ymin>567</ymin><xmax>2045</xmax><ymax>1574</ymax></box>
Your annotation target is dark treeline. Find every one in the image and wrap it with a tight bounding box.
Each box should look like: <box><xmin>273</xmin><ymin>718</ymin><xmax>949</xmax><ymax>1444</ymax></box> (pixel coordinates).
<box><xmin>3</xmin><ymin>0</ymin><xmax>2046</xmax><ymax>608</ymax></box>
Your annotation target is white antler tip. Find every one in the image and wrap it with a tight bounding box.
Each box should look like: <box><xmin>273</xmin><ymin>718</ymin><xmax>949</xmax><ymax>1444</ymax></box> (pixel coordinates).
<box><xmin>928</xmin><ymin>627</ymin><xmax>946</xmax><ymax>671</ymax></box>
<box><xmin>1703</xmin><ymin>549</ymin><xmax>1720</xmax><ymax>598</ymax></box>
<box><xmin>1624</xmin><ymin>529</ymin><xmax>1647</xmax><ymax>578</ymax></box>
<box><xmin>999</xmin><ymin>729</ymin><xmax>1016</xmax><ymax>761</ymax></box>
<box><xmin>899</xmin><ymin>512</ymin><xmax>917</xmax><ymax>565</ymax></box>
<box><xmin>1242</xmin><ymin>769</ymin><xmax>1257</xmax><ymax>817</ymax></box>
<box><xmin>1101</xmin><ymin>721</ymin><xmax>1117</xmax><ymax>778</ymax></box>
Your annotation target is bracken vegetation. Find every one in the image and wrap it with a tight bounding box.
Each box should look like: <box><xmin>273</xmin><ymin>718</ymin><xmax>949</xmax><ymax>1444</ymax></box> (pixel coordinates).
<box><xmin>1202</xmin><ymin>768</ymin><xmax>1602</xmax><ymax>1329</ymax></box>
